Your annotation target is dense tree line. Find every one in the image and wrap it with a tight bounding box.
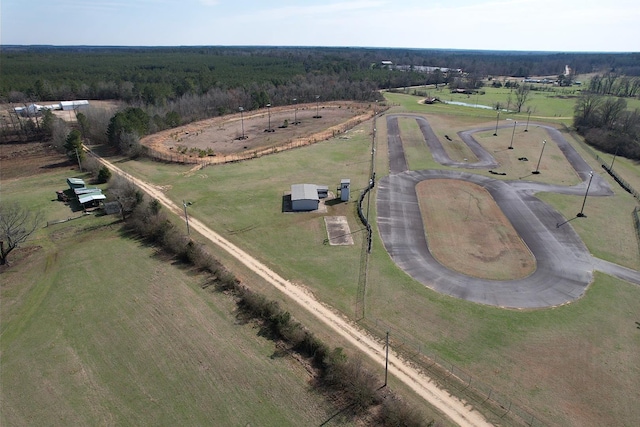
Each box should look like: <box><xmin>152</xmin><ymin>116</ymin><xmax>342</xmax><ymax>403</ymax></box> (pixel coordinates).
<box><xmin>574</xmin><ymin>93</ymin><xmax>640</xmax><ymax>160</ymax></box>
<box><xmin>2</xmin><ymin>46</ymin><xmax>638</xmax><ymax>107</ymax></box>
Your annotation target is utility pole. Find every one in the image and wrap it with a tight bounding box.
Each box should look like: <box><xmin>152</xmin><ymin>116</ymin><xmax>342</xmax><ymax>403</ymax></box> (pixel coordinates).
<box><xmin>75</xmin><ymin>148</ymin><xmax>83</xmax><ymax>172</ymax></box>
<box><xmin>610</xmin><ymin>144</ymin><xmax>620</xmax><ymax>170</ymax></box>
<box><xmin>384</xmin><ymin>331</ymin><xmax>389</xmax><ymax>387</ymax></box>
<box><xmin>183</xmin><ymin>200</ymin><xmax>191</xmax><ymax>235</ymax></box>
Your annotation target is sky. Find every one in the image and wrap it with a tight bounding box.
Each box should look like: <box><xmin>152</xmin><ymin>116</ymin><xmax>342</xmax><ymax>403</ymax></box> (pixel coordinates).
<box><xmin>1</xmin><ymin>0</ymin><xmax>639</xmax><ymax>52</ymax></box>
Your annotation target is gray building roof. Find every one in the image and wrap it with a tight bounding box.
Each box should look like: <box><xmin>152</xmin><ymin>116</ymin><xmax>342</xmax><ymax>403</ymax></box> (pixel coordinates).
<box><xmin>78</xmin><ymin>193</ymin><xmax>106</xmax><ymax>204</ymax></box>
<box><xmin>291</xmin><ymin>184</ymin><xmax>319</xmax><ymax>201</ymax></box>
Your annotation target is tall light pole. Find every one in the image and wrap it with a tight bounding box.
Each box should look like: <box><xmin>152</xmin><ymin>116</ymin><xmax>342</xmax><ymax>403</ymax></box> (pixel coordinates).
<box><xmin>238</xmin><ymin>106</ymin><xmax>246</xmax><ymax>139</ymax></box>
<box><xmin>508</xmin><ymin>121</ymin><xmax>517</xmax><ymax>149</ymax></box>
<box><xmin>292</xmin><ymin>98</ymin><xmax>299</xmax><ymax>124</ymax></box>
<box><xmin>183</xmin><ymin>200</ymin><xmax>192</xmax><ymax>235</ymax></box>
<box><xmin>577</xmin><ymin>171</ymin><xmax>594</xmax><ymax>218</ymax></box>
<box><xmin>532</xmin><ymin>140</ymin><xmax>546</xmax><ymax>174</ymax></box>
<box><xmin>265</xmin><ymin>103</ymin><xmax>273</xmax><ymax>132</ymax></box>
<box><xmin>493</xmin><ymin>110</ymin><xmax>500</xmax><ymax>136</ymax></box>
<box><xmin>314</xmin><ymin>94</ymin><xmax>321</xmax><ymax>118</ymax></box>
<box><xmin>524</xmin><ymin>109</ymin><xmax>532</xmax><ymax>132</ymax></box>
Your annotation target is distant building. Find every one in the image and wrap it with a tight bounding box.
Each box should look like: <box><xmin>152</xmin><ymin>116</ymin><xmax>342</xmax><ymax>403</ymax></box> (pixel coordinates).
<box><xmin>14</xmin><ymin>100</ymin><xmax>89</xmax><ymax>116</ymax></box>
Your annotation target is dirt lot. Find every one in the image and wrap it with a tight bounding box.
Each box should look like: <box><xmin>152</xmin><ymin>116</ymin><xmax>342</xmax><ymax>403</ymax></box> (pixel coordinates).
<box><xmin>0</xmin><ymin>141</ymin><xmax>71</xmax><ymax>181</ymax></box>
<box><xmin>141</xmin><ymin>101</ymin><xmax>374</xmax><ymax>162</ymax></box>
<box><xmin>417</xmin><ymin>178</ymin><xmax>536</xmax><ymax>280</ymax></box>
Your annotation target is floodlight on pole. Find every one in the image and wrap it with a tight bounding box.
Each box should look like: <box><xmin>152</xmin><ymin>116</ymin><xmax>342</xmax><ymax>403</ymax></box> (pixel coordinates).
<box><xmin>314</xmin><ymin>95</ymin><xmax>321</xmax><ymax>118</ymax></box>
<box><xmin>493</xmin><ymin>110</ymin><xmax>500</xmax><ymax>136</ymax></box>
<box><xmin>238</xmin><ymin>106</ymin><xmax>246</xmax><ymax>139</ymax></box>
<box><xmin>524</xmin><ymin>110</ymin><xmax>532</xmax><ymax>132</ymax></box>
<box><xmin>292</xmin><ymin>98</ymin><xmax>299</xmax><ymax>124</ymax></box>
<box><xmin>508</xmin><ymin>121</ymin><xmax>517</xmax><ymax>149</ymax></box>
<box><xmin>265</xmin><ymin>103</ymin><xmax>273</xmax><ymax>132</ymax></box>
<box><xmin>532</xmin><ymin>140</ymin><xmax>546</xmax><ymax>174</ymax></box>
<box><xmin>577</xmin><ymin>171</ymin><xmax>594</xmax><ymax>218</ymax></box>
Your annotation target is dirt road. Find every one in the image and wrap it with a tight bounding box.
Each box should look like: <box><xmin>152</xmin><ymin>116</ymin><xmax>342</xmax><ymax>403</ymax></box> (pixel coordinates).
<box><xmin>87</xmin><ymin>148</ymin><xmax>491</xmax><ymax>426</ymax></box>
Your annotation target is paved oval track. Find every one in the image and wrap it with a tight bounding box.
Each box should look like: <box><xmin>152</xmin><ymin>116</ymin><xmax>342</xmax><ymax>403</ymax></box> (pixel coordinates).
<box><xmin>377</xmin><ymin>114</ymin><xmax>640</xmax><ymax>308</ymax></box>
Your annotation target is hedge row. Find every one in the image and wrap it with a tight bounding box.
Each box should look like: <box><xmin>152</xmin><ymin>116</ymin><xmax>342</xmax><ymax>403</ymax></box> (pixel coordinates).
<box><xmin>121</xmin><ymin>193</ymin><xmax>434</xmax><ymax>426</ymax></box>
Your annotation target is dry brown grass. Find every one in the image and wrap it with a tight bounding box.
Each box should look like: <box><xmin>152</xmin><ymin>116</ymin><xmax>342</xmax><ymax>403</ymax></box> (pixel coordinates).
<box><xmin>417</xmin><ymin>179</ymin><xmax>536</xmax><ymax>280</ymax></box>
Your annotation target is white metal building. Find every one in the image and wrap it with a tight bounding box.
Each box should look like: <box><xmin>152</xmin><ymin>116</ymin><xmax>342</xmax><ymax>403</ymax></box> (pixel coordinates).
<box><xmin>291</xmin><ymin>184</ymin><xmax>320</xmax><ymax>211</ymax></box>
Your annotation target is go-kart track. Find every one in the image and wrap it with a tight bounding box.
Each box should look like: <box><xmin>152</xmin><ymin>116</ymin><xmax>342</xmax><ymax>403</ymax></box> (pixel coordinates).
<box><xmin>377</xmin><ymin>114</ymin><xmax>640</xmax><ymax>308</ymax></box>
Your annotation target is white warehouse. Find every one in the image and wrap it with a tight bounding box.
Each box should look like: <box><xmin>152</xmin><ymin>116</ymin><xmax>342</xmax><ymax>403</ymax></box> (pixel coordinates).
<box><xmin>291</xmin><ymin>184</ymin><xmax>320</xmax><ymax>211</ymax></box>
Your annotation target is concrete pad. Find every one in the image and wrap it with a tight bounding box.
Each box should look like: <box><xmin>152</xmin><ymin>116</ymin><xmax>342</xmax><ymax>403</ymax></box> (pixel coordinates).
<box><xmin>324</xmin><ymin>216</ymin><xmax>354</xmax><ymax>245</ymax></box>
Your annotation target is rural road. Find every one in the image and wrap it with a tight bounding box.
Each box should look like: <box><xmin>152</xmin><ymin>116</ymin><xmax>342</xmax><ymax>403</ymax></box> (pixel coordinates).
<box><xmin>86</xmin><ymin>147</ymin><xmax>492</xmax><ymax>427</ymax></box>
<box><xmin>378</xmin><ymin>115</ymin><xmax>640</xmax><ymax>308</ymax></box>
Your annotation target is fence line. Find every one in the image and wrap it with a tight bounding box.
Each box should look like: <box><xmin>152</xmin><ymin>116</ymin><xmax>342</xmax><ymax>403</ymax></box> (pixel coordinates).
<box><xmin>634</xmin><ymin>207</ymin><xmax>640</xmax><ymax>258</ymax></box>
<box><xmin>46</xmin><ymin>214</ymin><xmax>88</xmax><ymax>227</ymax></box>
<box><xmin>564</xmin><ymin>124</ymin><xmax>640</xmax><ymax>203</ymax></box>
<box><xmin>143</xmin><ymin>114</ymin><xmax>369</xmax><ymax>169</ymax></box>
<box><xmin>367</xmin><ymin>317</ymin><xmax>546</xmax><ymax>426</ymax></box>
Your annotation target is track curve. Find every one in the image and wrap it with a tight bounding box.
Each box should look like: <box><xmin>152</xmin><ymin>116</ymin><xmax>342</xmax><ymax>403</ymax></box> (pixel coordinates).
<box><xmin>377</xmin><ymin>114</ymin><xmax>640</xmax><ymax>308</ymax></box>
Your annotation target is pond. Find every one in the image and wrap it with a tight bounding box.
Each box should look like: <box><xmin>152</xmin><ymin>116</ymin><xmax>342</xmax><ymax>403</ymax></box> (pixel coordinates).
<box><xmin>442</xmin><ymin>100</ymin><xmax>495</xmax><ymax>110</ymax></box>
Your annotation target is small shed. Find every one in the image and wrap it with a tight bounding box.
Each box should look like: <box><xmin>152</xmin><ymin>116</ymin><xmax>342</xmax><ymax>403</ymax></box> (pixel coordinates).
<box><xmin>67</xmin><ymin>177</ymin><xmax>86</xmax><ymax>190</ymax></box>
<box><xmin>316</xmin><ymin>185</ymin><xmax>329</xmax><ymax>199</ymax></box>
<box><xmin>78</xmin><ymin>193</ymin><xmax>106</xmax><ymax>207</ymax></box>
<box><xmin>291</xmin><ymin>184</ymin><xmax>319</xmax><ymax>211</ymax></box>
<box><xmin>73</xmin><ymin>187</ymin><xmax>102</xmax><ymax>196</ymax></box>
<box><xmin>339</xmin><ymin>179</ymin><xmax>351</xmax><ymax>202</ymax></box>
<box><xmin>103</xmin><ymin>201</ymin><xmax>121</xmax><ymax>215</ymax></box>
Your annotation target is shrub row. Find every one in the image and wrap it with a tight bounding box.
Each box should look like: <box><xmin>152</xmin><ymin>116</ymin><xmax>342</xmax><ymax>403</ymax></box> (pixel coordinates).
<box><xmin>120</xmin><ymin>190</ymin><xmax>433</xmax><ymax>426</ymax></box>
<box><xmin>224</xmin><ymin>280</ymin><xmax>433</xmax><ymax>426</ymax></box>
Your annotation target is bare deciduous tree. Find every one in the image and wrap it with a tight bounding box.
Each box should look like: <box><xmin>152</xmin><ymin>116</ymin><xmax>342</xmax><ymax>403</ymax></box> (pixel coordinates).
<box><xmin>0</xmin><ymin>203</ymin><xmax>42</xmax><ymax>265</ymax></box>
<box><xmin>515</xmin><ymin>83</ymin><xmax>531</xmax><ymax>113</ymax></box>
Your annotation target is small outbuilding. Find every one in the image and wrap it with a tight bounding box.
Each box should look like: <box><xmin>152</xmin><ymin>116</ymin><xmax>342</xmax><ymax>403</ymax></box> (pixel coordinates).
<box><xmin>339</xmin><ymin>179</ymin><xmax>351</xmax><ymax>202</ymax></box>
<box><xmin>60</xmin><ymin>100</ymin><xmax>89</xmax><ymax>111</ymax></box>
<box><xmin>67</xmin><ymin>177</ymin><xmax>86</xmax><ymax>190</ymax></box>
<box><xmin>291</xmin><ymin>184</ymin><xmax>320</xmax><ymax>211</ymax></box>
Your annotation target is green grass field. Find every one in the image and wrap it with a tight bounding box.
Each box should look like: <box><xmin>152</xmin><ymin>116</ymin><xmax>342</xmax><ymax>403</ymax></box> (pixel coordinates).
<box><xmin>3</xmin><ymin>87</ymin><xmax>639</xmax><ymax>426</ymax></box>
<box><xmin>104</xmin><ymin>103</ymin><xmax>640</xmax><ymax>425</ymax></box>
<box><xmin>1</xmin><ymin>177</ymin><xmax>357</xmax><ymax>426</ymax></box>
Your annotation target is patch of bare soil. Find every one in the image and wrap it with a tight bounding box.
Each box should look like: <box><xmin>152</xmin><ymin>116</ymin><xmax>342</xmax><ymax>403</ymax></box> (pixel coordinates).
<box><xmin>0</xmin><ymin>141</ymin><xmax>71</xmax><ymax>181</ymax></box>
<box><xmin>141</xmin><ymin>101</ymin><xmax>374</xmax><ymax>163</ymax></box>
<box><xmin>417</xmin><ymin>179</ymin><xmax>536</xmax><ymax>280</ymax></box>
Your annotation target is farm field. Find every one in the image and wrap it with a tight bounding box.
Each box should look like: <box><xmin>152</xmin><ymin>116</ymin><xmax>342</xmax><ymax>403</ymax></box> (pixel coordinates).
<box><xmin>106</xmin><ymin>97</ymin><xmax>640</xmax><ymax>426</ymax></box>
<box><xmin>0</xmin><ymin>168</ymin><xmax>360</xmax><ymax>426</ymax></box>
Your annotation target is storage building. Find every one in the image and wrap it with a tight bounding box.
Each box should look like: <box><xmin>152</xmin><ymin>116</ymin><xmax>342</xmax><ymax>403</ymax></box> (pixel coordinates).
<box><xmin>291</xmin><ymin>184</ymin><xmax>320</xmax><ymax>211</ymax></box>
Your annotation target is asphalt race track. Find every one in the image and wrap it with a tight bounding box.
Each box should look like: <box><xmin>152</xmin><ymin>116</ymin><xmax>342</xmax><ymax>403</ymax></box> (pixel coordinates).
<box><xmin>376</xmin><ymin>114</ymin><xmax>640</xmax><ymax>308</ymax></box>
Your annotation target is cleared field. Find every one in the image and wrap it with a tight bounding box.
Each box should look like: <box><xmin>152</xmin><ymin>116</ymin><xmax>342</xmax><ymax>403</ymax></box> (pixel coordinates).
<box><xmin>0</xmin><ymin>223</ymin><xmax>354</xmax><ymax>426</ymax></box>
<box><xmin>417</xmin><ymin>179</ymin><xmax>535</xmax><ymax>280</ymax></box>
<box><xmin>0</xmin><ymin>164</ymin><xmax>353</xmax><ymax>426</ymax></box>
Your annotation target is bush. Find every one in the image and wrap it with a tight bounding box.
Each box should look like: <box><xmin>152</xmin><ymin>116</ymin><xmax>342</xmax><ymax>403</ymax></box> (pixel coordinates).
<box><xmin>97</xmin><ymin>165</ymin><xmax>112</xmax><ymax>183</ymax></box>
